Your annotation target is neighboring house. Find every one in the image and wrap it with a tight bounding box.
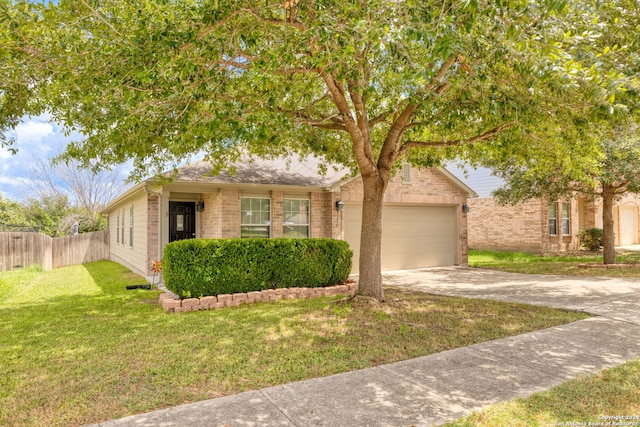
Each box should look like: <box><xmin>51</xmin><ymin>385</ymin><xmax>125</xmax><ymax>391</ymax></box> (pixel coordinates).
<box><xmin>591</xmin><ymin>193</ymin><xmax>640</xmax><ymax>246</ymax></box>
<box><xmin>102</xmin><ymin>156</ymin><xmax>476</xmax><ymax>279</ymax></box>
<box><xmin>449</xmin><ymin>166</ymin><xmax>640</xmax><ymax>253</ymax></box>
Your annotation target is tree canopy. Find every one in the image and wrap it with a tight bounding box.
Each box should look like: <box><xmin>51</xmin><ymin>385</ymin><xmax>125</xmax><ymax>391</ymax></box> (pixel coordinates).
<box><xmin>2</xmin><ymin>0</ymin><xmax>639</xmax><ymax>298</ymax></box>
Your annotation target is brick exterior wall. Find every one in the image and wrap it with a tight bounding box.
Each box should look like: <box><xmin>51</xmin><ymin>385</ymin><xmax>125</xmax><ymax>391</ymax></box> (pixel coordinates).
<box><xmin>189</xmin><ymin>189</ymin><xmax>241</xmax><ymax>239</ymax></box>
<box><xmin>200</xmin><ymin>192</ymin><xmax>220</xmax><ymax>238</ymax></box>
<box><xmin>467</xmin><ymin>198</ymin><xmax>581</xmax><ymax>254</ymax></box>
<box><xmin>271</xmin><ymin>191</ymin><xmax>284</xmax><ymax>238</ymax></box>
<box><xmin>146</xmin><ymin>194</ymin><xmax>160</xmax><ymax>275</ymax></box>
<box><xmin>220</xmin><ymin>189</ymin><xmax>241</xmax><ymax>238</ymax></box>
<box><xmin>310</xmin><ymin>192</ymin><xmax>340</xmax><ymax>239</ymax></box>
<box><xmin>468</xmin><ymin>198</ymin><xmax>545</xmax><ymax>253</ymax></box>
<box><xmin>339</xmin><ymin>168</ymin><xmax>467</xmax><ymax>205</ymax></box>
<box><xmin>458</xmin><ymin>207</ymin><xmax>469</xmax><ymax>265</ymax></box>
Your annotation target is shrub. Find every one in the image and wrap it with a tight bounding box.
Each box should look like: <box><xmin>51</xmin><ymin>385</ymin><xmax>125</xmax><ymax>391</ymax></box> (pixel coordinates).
<box><xmin>579</xmin><ymin>228</ymin><xmax>604</xmax><ymax>251</ymax></box>
<box><xmin>163</xmin><ymin>238</ymin><xmax>353</xmax><ymax>298</ymax></box>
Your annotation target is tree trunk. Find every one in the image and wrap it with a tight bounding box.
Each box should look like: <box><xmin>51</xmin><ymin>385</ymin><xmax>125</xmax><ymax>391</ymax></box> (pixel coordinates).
<box><xmin>602</xmin><ymin>185</ymin><xmax>616</xmax><ymax>265</ymax></box>
<box><xmin>356</xmin><ymin>174</ymin><xmax>387</xmax><ymax>301</ymax></box>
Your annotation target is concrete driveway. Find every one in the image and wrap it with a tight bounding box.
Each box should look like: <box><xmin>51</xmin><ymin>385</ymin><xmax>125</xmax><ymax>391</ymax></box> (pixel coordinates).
<box><xmin>383</xmin><ymin>267</ymin><xmax>640</xmax><ymax>326</ymax></box>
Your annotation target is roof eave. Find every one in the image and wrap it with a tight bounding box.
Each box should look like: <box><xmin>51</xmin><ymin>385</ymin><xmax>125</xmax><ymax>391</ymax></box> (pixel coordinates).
<box><xmin>101</xmin><ymin>182</ymin><xmax>148</xmax><ymax>214</ymax></box>
<box><xmin>437</xmin><ymin>166</ymin><xmax>479</xmax><ymax>198</ymax></box>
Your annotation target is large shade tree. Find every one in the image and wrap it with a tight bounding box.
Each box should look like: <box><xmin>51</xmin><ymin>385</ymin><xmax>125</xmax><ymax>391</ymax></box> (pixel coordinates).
<box><xmin>1</xmin><ymin>0</ymin><xmax>635</xmax><ymax>299</ymax></box>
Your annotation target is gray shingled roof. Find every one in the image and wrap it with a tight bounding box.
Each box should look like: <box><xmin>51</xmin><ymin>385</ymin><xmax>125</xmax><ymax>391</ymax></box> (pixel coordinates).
<box><xmin>170</xmin><ymin>155</ymin><xmax>352</xmax><ymax>188</ymax></box>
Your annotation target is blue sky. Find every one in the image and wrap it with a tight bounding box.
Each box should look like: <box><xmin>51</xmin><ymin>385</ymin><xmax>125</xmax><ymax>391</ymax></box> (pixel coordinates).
<box><xmin>0</xmin><ymin>115</ymin><xmax>66</xmax><ymax>201</ymax></box>
<box><xmin>0</xmin><ymin>114</ymin><xmax>133</xmax><ymax>202</ymax></box>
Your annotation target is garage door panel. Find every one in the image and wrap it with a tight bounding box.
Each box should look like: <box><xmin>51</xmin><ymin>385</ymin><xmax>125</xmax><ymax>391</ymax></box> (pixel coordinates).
<box><xmin>345</xmin><ymin>204</ymin><xmax>457</xmax><ymax>273</ymax></box>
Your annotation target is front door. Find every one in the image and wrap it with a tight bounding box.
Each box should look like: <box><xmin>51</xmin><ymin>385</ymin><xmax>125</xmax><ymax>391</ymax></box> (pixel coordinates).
<box><xmin>169</xmin><ymin>202</ymin><xmax>196</xmax><ymax>242</ymax></box>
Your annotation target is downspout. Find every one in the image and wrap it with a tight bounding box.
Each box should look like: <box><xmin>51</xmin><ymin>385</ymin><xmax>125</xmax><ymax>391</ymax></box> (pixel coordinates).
<box><xmin>144</xmin><ymin>184</ymin><xmax>164</xmax><ymax>264</ymax></box>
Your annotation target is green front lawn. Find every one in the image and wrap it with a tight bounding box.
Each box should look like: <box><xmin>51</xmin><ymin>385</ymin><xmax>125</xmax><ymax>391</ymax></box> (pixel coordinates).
<box><xmin>469</xmin><ymin>249</ymin><xmax>640</xmax><ymax>277</ymax></box>
<box><xmin>446</xmin><ymin>358</ymin><xmax>640</xmax><ymax>427</ymax></box>
<box><xmin>0</xmin><ymin>261</ymin><xmax>587</xmax><ymax>426</ymax></box>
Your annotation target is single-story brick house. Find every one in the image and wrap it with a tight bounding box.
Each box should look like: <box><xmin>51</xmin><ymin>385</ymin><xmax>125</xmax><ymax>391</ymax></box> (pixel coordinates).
<box><xmin>102</xmin><ymin>156</ymin><xmax>477</xmax><ymax>279</ymax></box>
<box><xmin>449</xmin><ymin>166</ymin><xmax>640</xmax><ymax>253</ymax></box>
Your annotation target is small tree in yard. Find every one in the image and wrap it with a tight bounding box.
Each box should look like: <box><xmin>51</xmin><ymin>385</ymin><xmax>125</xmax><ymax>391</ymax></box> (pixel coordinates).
<box><xmin>0</xmin><ymin>193</ymin><xmax>29</xmax><ymax>230</ymax></box>
<box><xmin>491</xmin><ymin>121</ymin><xmax>640</xmax><ymax>265</ymax></box>
<box><xmin>1</xmin><ymin>1</ymin><xmax>638</xmax><ymax>299</ymax></box>
<box><xmin>21</xmin><ymin>156</ymin><xmax>128</xmax><ymax>234</ymax></box>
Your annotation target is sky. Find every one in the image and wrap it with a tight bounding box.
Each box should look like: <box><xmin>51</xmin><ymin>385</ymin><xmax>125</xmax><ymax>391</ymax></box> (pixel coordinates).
<box><xmin>1</xmin><ymin>115</ymin><xmax>65</xmax><ymax>201</ymax></box>
<box><xmin>0</xmin><ymin>114</ymin><xmax>133</xmax><ymax>203</ymax></box>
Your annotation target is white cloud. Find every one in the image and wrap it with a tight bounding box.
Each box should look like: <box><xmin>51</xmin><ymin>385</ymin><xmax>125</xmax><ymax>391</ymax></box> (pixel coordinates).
<box><xmin>0</xmin><ymin>176</ymin><xmax>22</xmax><ymax>185</ymax></box>
<box><xmin>0</xmin><ymin>147</ymin><xmax>12</xmax><ymax>160</ymax></box>
<box><xmin>15</xmin><ymin>121</ymin><xmax>55</xmax><ymax>150</ymax></box>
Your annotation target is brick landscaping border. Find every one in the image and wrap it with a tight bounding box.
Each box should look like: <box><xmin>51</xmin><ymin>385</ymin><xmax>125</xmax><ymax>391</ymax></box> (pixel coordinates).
<box><xmin>159</xmin><ymin>281</ymin><xmax>359</xmax><ymax>313</ymax></box>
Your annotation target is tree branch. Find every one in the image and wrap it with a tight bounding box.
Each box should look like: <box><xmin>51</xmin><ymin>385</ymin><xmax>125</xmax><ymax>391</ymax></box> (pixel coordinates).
<box><xmin>292</xmin><ymin>111</ymin><xmax>346</xmax><ymax>130</ymax></box>
<box><xmin>78</xmin><ymin>0</ymin><xmax>128</xmax><ymax>41</ymax></box>
<box><xmin>320</xmin><ymin>71</ymin><xmax>376</xmax><ymax>175</ymax></box>
<box><xmin>199</xmin><ymin>7</ymin><xmax>306</xmax><ymax>39</ymax></box>
<box><xmin>374</xmin><ymin>55</ymin><xmax>458</xmax><ymax>172</ymax></box>
<box><xmin>370</xmin><ymin>110</ymin><xmax>395</xmax><ymax>126</ymax></box>
<box><xmin>348</xmin><ymin>81</ymin><xmax>370</xmax><ymax>141</ymax></box>
<box><xmin>398</xmin><ymin>121</ymin><xmax>517</xmax><ymax>158</ymax></box>
<box><xmin>377</xmin><ymin>102</ymin><xmax>419</xmax><ymax>170</ymax></box>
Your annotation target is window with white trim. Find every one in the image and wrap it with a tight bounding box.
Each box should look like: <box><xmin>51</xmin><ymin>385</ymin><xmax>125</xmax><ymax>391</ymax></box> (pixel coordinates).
<box><xmin>129</xmin><ymin>205</ymin><xmax>134</xmax><ymax>248</ymax></box>
<box><xmin>283</xmin><ymin>199</ymin><xmax>310</xmax><ymax>238</ymax></box>
<box><xmin>241</xmin><ymin>197</ymin><xmax>271</xmax><ymax>238</ymax></box>
<box><xmin>561</xmin><ymin>202</ymin><xmax>570</xmax><ymax>235</ymax></box>
<box><xmin>549</xmin><ymin>203</ymin><xmax>558</xmax><ymax>235</ymax></box>
<box><xmin>116</xmin><ymin>213</ymin><xmax>120</xmax><ymax>244</ymax></box>
<box><xmin>121</xmin><ymin>208</ymin><xmax>125</xmax><ymax>245</ymax></box>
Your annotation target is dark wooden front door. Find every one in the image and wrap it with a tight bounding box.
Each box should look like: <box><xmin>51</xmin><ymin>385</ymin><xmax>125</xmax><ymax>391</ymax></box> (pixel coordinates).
<box><xmin>169</xmin><ymin>202</ymin><xmax>196</xmax><ymax>242</ymax></box>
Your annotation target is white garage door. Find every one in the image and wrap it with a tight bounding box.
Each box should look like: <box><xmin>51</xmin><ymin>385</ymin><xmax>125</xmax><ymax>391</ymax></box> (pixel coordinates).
<box><xmin>344</xmin><ymin>204</ymin><xmax>458</xmax><ymax>273</ymax></box>
<box><xmin>620</xmin><ymin>207</ymin><xmax>638</xmax><ymax>245</ymax></box>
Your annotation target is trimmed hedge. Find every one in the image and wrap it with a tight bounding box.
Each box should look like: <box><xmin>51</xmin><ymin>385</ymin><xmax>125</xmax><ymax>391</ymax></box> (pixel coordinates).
<box><xmin>579</xmin><ymin>227</ymin><xmax>604</xmax><ymax>251</ymax></box>
<box><xmin>163</xmin><ymin>238</ymin><xmax>353</xmax><ymax>298</ymax></box>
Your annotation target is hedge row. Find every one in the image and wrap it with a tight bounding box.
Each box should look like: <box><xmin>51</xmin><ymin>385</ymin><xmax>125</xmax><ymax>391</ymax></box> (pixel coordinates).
<box><xmin>163</xmin><ymin>238</ymin><xmax>353</xmax><ymax>298</ymax></box>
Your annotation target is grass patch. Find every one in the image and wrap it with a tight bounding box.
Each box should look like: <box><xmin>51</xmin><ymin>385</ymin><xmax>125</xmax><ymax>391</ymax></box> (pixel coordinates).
<box><xmin>469</xmin><ymin>249</ymin><xmax>640</xmax><ymax>277</ymax></box>
<box><xmin>0</xmin><ymin>261</ymin><xmax>588</xmax><ymax>426</ymax></box>
<box><xmin>445</xmin><ymin>358</ymin><xmax>640</xmax><ymax>427</ymax></box>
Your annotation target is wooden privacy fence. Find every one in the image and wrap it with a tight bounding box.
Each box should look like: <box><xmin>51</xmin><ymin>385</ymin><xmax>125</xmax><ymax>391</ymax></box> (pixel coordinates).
<box><xmin>0</xmin><ymin>231</ymin><xmax>109</xmax><ymax>271</ymax></box>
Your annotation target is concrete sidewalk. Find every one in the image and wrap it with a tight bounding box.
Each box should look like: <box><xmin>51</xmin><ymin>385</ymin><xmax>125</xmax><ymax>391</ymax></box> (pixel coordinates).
<box><xmin>93</xmin><ymin>269</ymin><xmax>640</xmax><ymax>427</ymax></box>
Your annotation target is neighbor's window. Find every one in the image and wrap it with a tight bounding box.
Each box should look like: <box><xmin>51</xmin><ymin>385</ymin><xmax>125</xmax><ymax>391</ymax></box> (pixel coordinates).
<box><xmin>562</xmin><ymin>202</ymin><xmax>571</xmax><ymax>235</ymax></box>
<box><xmin>548</xmin><ymin>203</ymin><xmax>558</xmax><ymax>235</ymax></box>
<box><xmin>241</xmin><ymin>197</ymin><xmax>271</xmax><ymax>238</ymax></box>
<box><xmin>283</xmin><ymin>199</ymin><xmax>310</xmax><ymax>238</ymax></box>
<box><xmin>129</xmin><ymin>205</ymin><xmax>134</xmax><ymax>248</ymax></box>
